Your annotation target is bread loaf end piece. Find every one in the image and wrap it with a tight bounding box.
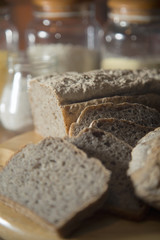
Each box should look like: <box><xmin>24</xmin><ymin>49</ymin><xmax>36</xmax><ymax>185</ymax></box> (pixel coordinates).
<box><xmin>29</xmin><ymin>78</ymin><xmax>69</xmax><ymax>137</ymax></box>
<box><xmin>30</xmin><ymin>69</ymin><xmax>160</xmax><ymax>105</ymax></box>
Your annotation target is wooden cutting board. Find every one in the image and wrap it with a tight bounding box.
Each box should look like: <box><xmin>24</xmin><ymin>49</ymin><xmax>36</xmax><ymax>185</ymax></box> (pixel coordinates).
<box><xmin>0</xmin><ymin>131</ymin><xmax>160</xmax><ymax>240</ymax></box>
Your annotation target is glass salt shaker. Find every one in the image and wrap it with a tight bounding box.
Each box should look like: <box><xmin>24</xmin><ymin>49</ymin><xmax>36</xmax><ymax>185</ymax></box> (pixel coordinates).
<box><xmin>0</xmin><ymin>53</ymin><xmax>33</xmax><ymax>133</ymax></box>
<box><xmin>26</xmin><ymin>0</ymin><xmax>101</xmax><ymax>73</ymax></box>
<box><xmin>0</xmin><ymin>51</ymin><xmax>57</xmax><ymax>133</ymax></box>
<box><xmin>101</xmin><ymin>0</ymin><xmax>160</xmax><ymax>70</ymax></box>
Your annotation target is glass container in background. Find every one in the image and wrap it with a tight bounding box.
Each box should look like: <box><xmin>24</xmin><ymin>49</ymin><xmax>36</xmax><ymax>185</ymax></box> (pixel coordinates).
<box><xmin>26</xmin><ymin>0</ymin><xmax>101</xmax><ymax>73</ymax></box>
<box><xmin>101</xmin><ymin>0</ymin><xmax>160</xmax><ymax>70</ymax></box>
<box><xmin>0</xmin><ymin>53</ymin><xmax>33</xmax><ymax>133</ymax></box>
<box><xmin>0</xmin><ymin>51</ymin><xmax>58</xmax><ymax>133</ymax></box>
<box><xmin>0</xmin><ymin>0</ymin><xmax>18</xmax><ymax>97</ymax></box>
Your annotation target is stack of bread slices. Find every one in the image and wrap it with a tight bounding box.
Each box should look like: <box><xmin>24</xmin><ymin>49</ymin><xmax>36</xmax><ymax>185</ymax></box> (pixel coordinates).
<box><xmin>0</xmin><ymin>69</ymin><xmax>160</xmax><ymax>237</ymax></box>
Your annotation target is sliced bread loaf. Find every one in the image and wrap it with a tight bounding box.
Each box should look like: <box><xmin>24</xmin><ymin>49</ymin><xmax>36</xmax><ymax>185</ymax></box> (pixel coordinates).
<box><xmin>89</xmin><ymin>118</ymin><xmax>154</xmax><ymax>147</ymax></box>
<box><xmin>63</xmin><ymin>94</ymin><xmax>160</xmax><ymax>134</ymax></box>
<box><xmin>0</xmin><ymin>137</ymin><xmax>111</xmax><ymax>237</ymax></box>
<box><xmin>69</xmin><ymin>103</ymin><xmax>160</xmax><ymax>136</ymax></box>
<box><xmin>68</xmin><ymin>127</ymin><xmax>147</xmax><ymax>220</ymax></box>
<box><xmin>29</xmin><ymin>69</ymin><xmax>160</xmax><ymax>105</ymax></box>
<box><xmin>29</xmin><ymin>68</ymin><xmax>160</xmax><ymax>138</ymax></box>
<box><xmin>127</xmin><ymin>135</ymin><xmax>160</xmax><ymax>210</ymax></box>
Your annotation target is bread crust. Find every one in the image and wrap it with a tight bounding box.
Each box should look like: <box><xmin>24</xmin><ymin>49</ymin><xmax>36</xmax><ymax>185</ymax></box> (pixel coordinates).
<box><xmin>69</xmin><ymin>127</ymin><xmax>148</xmax><ymax>220</ymax></box>
<box><xmin>0</xmin><ymin>137</ymin><xmax>111</xmax><ymax>237</ymax></box>
<box><xmin>63</xmin><ymin>94</ymin><xmax>160</xmax><ymax>134</ymax></box>
<box><xmin>69</xmin><ymin>102</ymin><xmax>160</xmax><ymax>137</ymax></box>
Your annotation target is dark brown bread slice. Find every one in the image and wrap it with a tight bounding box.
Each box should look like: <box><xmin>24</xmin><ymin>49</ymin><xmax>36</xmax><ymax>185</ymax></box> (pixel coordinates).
<box><xmin>90</xmin><ymin>118</ymin><xmax>154</xmax><ymax>147</ymax></box>
<box><xmin>0</xmin><ymin>137</ymin><xmax>111</xmax><ymax>237</ymax></box>
<box><xmin>69</xmin><ymin>103</ymin><xmax>160</xmax><ymax>137</ymax></box>
<box><xmin>68</xmin><ymin>128</ymin><xmax>147</xmax><ymax>220</ymax></box>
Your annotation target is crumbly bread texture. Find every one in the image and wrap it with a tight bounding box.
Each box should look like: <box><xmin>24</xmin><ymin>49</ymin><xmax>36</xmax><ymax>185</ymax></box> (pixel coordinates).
<box><xmin>63</xmin><ymin>94</ymin><xmax>160</xmax><ymax>134</ymax></box>
<box><xmin>0</xmin><ymin>137</ymin><xmax>111</xmax><ymax>237</ymax></box>
<box><xmin>128</xmin><ymin>127</ymin><xmax>160</xmax><ymax>176</ymax></box>
<box><xmin>69</xmin><ymin>103</ymin><xmax>160</xmax><ymax>137</ymax></box>
<box><xmin>90</xmin><ymin>118</ymin><xmax>153</xmax><ymax>147</ymax></box>
<box><xmin>29</xmin><ymin>68</ymin><xmax>160</xmax><ymax>138</ymax></box>
<box><xmin>68</xmin><ymin>127</ymin><xmax>147</xmax><ymax>220</ymax></box>
<box><xmin>127</xmin><ymin>135</ymin><xmax>160</xmax><ymax>210</ymax></box>
<box><xmin>29</xmin><ymin>69</ymin><xmax>160</xmax><ymax>105</ymax></box>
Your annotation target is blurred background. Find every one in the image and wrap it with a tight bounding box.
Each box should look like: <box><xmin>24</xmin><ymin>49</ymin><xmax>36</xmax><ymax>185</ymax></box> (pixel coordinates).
<box><xmin>8</xmin><ymin>0</ymin><xmax>107</xmax><ymax>50</ymax></box>
<box><xmin>0</xmin><ymin>0</ymin><xmax>160</xmax><ymax>139</ymax></box>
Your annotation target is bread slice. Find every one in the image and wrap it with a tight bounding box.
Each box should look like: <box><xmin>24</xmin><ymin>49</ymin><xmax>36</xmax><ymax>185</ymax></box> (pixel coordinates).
<box><xmin>68</xmin><ymin>127</ymin><xmax>147</xmax><ymax>220</ymax></box>
<box><xmin>69</xmin><ymin>103</ymin><xmax>160</xmax><ymax>137</ymax></box>
<box><xmin>89</xmin><ymin>118</ymin><xmax>154</xmax><ymax>147</ymax></box>
<box><xmin>127</xmin><ymin>127</ymin><xmax>160</xmax><ymax>175</ymax></box>
<box><xmin>0</xmin><ymin>137</ymin><xmax>111</xmax><ymax>237</ymax></box>
<box><xmin>127</xmin><ymin>127</ymin><xmax>160</xmax><ymax>176</ymax></box>
<box><xmin>63</xmin><ymin>94</ymin><xmax>160</xmax><ymax>134</ymax></box>
<box><xmin>127</xmin><ymin>135</ymin><xmax>160</xmax><ymax>210</ymax></box>
<box><xmin>29</xmin><ymin>68</ymin><xmax>160</xmax><ymax>138</ymax></box>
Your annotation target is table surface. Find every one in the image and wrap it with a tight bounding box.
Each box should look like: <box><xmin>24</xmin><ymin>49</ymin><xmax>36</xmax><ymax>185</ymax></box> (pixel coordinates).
<box><xmin>0</xmin><ymin>125</ymin><xmax>23</xmax><ymax>144</ymax></box>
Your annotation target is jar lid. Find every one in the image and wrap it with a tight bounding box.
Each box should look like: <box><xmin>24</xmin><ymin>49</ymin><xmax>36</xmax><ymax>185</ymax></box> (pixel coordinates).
<box><xmin>107</xmin><ymin>0</ymin><xmax>160</xmax><ymax>11</ymax></box>
<box><xmin>32</xmin><ymin>0</ymin><xmax>93</xmax><ymax>13</ymax></box>
<box><xmin>32</xmin><ymin>0</ymin><xmax>93</xmax><ymax>8</ymax></box>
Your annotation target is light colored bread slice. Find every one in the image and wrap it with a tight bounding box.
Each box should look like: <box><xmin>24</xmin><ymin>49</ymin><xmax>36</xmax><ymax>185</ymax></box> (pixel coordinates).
<box><xmin>127</xmin><ymin>127</ymin><xmax>160</xmax><ymax>176</ymax></box>
<box><xmin>0</xmin><ymin>137</ymin><xmax>111</xmax><ymax>237</ymax></box>
<box><xmin>89</xmin><ymin>118</ymin><xmax>153</xmax><ymax>147</ymax></box>
<box><xmin>68</xmin><ymin>127</ymin><xmax>147</xmax><ymax>220</ymax></box>
<box><xmin>127</xmin><ymin>135</ymin><xmax>160</xmax><ymax>210</ymax></box>
<box><xmin>29</xmin><ymin>68</ymin><xmax>160</xmax><ymax>138</ymax></box>
<box><xmin>69</xmin><ymin>103</ymin><xmax>160</xmax><ymax>137</ymax></box>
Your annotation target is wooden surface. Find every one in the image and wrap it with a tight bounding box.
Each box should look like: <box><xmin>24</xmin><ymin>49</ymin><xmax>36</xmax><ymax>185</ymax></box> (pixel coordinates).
<box><xmin>0</xmin><ymin>125</ymin><xmax>18</xmax><ymax>144</ymax></box>
<box><xmin>0</xmin><ymin>130</ymin><xmax>160</xmax><ymax>240</ymax></box>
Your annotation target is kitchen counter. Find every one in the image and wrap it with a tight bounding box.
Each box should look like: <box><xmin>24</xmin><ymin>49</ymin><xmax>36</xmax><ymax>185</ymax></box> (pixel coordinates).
<box><xmin>0</xmin><ymin>125</ymin><xmax>18</xmax><ymax>144</ymax></box>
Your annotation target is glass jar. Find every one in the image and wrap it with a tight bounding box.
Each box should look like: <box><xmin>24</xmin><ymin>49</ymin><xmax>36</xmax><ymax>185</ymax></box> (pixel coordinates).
<box><xmin>26</xmin><ymin>0</ymin><xmax>101</xmax><ymax>73</ymax></box>
<box><xmin>101</xmin><ymin>0</ymin><xmax>160</xmax><ymax>70</ymax></box>
<box><xmin>0</xmin><ymin>51</ymin><xmax>58</xmax><ymax>133</ymax></box>
<box><xmin>0</xmin><ymin>0</ymin><xmax>19</xmax><ymax>97</ymax></box>
<box><xmin>0</xmin><ymin>53</ymin><xmax>33</xmax><ymax>133</ymax></box>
